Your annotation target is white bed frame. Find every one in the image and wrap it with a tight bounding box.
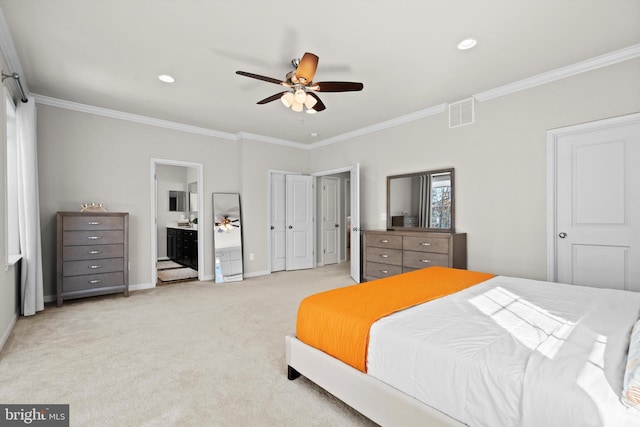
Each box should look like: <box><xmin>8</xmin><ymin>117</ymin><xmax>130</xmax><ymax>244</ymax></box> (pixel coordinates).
<box><xmin>285</xmin><ymin>335</ymin><xmax>465</xmax><ymax>426</ymax></box>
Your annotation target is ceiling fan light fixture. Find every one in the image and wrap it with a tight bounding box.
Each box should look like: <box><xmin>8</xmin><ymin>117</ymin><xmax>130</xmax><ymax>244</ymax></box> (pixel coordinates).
<box><xmin>304</xmin><ymin>93</ymin><xmax>317</xmax><ymax>109</ymax></box>
<box><xmin>281</xmin><ymin>92</ymin><xmax>294</xmax><ymax>108</ymax></box>
<box><xmin>294</xmin><ymin>89</ymin><xmax>307</xmax><ymax>104</ymax></box>
<box><xmin>236</xmin><ymin>51</ymin><xmax>361</xmax><ymax>114</ymax></box>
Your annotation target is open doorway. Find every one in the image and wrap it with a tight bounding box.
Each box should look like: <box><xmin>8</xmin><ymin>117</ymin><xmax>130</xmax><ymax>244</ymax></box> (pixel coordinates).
<box><xmin>313</xmin><ymin>164</ymin><xmax>360</xmax><ymax>282</ymax></box>
<box><xmin>267</xmin><ymin>164</ymin><xmax>360</xmax><ymax>282</ymax></box>
<box><xmin>316</xmin><ymin>172</ymin><xmax>350</xmax><ymax>267</ymax></box>
<box><xmin>150</xmin><ymin>159</ymin><xmax>204</xmax><ymax>286</ymax></box>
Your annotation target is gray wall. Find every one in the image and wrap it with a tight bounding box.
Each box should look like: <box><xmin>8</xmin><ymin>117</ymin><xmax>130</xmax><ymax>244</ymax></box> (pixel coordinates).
<box><xmin>309</xmin><ymin>59</ymin><xmax>640</xmax><ymax>279</ymax></box>
<box><xmin>35</xmin><ymin>106</ymin><xmax>308</xmax><ymax>298</ymax></box>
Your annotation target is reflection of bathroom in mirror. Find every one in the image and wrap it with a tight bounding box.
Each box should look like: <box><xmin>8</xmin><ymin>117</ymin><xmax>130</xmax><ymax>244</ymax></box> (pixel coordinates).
<box><xmin>169</xmin><ymin>190</ymin><xmax>187</xmax><ymax>212</ymax></box>
<box><xmin>213</xmin><ymin>193</ymin><xmax>243</xmax><ymax>282</ymax></box>
<box><xmin>387</xmin><ymin>168</ymin><xmax>454</xmax><ymax>232</ymax></box>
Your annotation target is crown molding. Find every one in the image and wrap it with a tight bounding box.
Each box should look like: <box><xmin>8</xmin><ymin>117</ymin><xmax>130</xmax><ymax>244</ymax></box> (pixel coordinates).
<box><xmin>474</xmin><ymin>43</ymin><xmax>640</xmax><ymax>102</ymax></box>
<box><xmin>236</xmin><ymin>132</ymin><xmax>307</xmax><ymax>149</ymax></box>
<box><xmin>34</xmin><ymin>94</ymin><xmax>241</xmax><ymax>141</ymax></box>
<box><xmin>310</xmin><ymin>103</ymin><xmax>448</xmax><ymax>149</ymax></box>
<box><xmin>33</xmin><ymin>94</ymin><xmax>307</xmax><ymax>148</ymax></box>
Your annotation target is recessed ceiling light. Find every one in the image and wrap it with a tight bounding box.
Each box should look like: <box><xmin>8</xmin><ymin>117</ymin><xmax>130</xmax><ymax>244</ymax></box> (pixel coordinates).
<box><xmin>457</xmin><ymin>38</ymin><xmax>477</xmax><ymax>51</ymax></box>
<box><xmin>158</xmin><ymin>74</ymin><xmax>175</xmax><ymax>83</ymax></box>
<box><xmin>311</xmin><ymin>132</ymin><xmax>319</xmax><ymax>137</ymax></box>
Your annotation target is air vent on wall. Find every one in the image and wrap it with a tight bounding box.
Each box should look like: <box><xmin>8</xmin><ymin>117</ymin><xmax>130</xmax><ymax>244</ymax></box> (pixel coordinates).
<box><xmin>449</xmin><ymin>98</ymin><xmax>474</xmax><ymax>128</ymax></box>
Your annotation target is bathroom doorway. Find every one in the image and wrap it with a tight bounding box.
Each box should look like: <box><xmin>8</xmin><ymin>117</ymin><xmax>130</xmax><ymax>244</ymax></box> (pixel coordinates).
<box><xmin>150</xmin><ymin>159</ymin><xmax>204</xmax><ymax>285</ymax></box>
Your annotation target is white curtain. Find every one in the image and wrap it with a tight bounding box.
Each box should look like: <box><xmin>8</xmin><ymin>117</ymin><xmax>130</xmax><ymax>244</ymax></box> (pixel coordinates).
<box><xmin>16</xmin><ymin>96</ymin><xmax>44</xmax><ymax>316</ymax></box>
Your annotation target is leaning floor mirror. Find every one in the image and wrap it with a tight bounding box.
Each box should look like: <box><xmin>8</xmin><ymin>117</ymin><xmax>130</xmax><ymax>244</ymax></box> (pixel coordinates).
<box><xmin>213</xmin><ymin>193</ymin><xmax>243</xmax><ymax>282</ymax></box>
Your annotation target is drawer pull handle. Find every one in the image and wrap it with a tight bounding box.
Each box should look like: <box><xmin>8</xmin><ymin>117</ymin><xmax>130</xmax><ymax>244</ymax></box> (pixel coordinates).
<box><xmin>380</xmin><ymin>270</ymin><xmax>388</xmax><ymax>274</ymax></box>
<box><xmin>88</xmin><ymin>221</ymin><xmax>101</xmax><ymax>225</ymax></box>
<box><xmin>88</xmin><ymin>279</ymin><xmax>102</xmax><ymax>284</ymax></box>
<box><xmin>88</xmin><ymin>250</ymin><xmax>102</xmax><ymax>255</ymax></box>
<box><xmin>420</xmin><ymin>259</ymin><xmax>430</xmax><ymax>263</ymax></box>
<box><xmin>380</xmin><ymin>254</ymin><xmax>388</xmax><ymax>258</ymax></box>
<box><xmin>380</xmin><ymin>239</ymin><xmax>389</xmax><ymax>243</ymax></box>
<box><xmin>89</xmin><ymin>265</ymin><xmax>102</xmax><ymax>269</ymax></box>
<box><xmin>420</xmin><ymin>242</ymin><xmax>431</xmax><ymax>246</ymax></box>
<box><xmin>87</xmin><ymin>236</ymin><xmax>102</xmax><ymax>240</ymax></box>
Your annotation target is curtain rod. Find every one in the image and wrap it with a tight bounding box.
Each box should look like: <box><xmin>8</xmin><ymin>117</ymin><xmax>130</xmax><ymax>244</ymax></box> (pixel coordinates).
<box><xmin>1</xmin><ymin>71</ymin><xmax>28</xmax><ymax>103</ymax></box>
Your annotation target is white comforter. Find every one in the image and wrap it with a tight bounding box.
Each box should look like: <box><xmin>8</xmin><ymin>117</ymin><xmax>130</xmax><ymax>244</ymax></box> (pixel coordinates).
<box><xmin>367</xmin><ymin>276</ymin><xmax>640</xmax><ymax>427</ymax></box>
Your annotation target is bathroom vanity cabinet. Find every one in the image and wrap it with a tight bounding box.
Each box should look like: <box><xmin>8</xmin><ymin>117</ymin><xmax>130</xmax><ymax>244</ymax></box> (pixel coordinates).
<box><xmin>167</xmin><ymin>226</ymin><xmax>198</xmax><ymax>269</ymax></box>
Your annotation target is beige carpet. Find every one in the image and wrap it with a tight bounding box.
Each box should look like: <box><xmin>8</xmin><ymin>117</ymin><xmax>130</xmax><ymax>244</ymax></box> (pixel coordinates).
<box><xmin>0</xmin><ymin>264</ymin><xmax>376</xmax><ymax>427</ymax></box>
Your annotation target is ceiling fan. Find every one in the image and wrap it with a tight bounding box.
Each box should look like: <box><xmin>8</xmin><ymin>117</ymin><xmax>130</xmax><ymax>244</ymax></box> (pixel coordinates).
<box><xmin>236</xmin><ymin>52</ymin><xmax>363</xmax><ymax>114</ymax></box>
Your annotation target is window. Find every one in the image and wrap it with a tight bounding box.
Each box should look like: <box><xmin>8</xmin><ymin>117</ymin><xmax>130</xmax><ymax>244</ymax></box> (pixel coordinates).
<box><xmin>4</xmin><ymin>88</ymin><xmax>21</xmax><ymax>266</ymax></box>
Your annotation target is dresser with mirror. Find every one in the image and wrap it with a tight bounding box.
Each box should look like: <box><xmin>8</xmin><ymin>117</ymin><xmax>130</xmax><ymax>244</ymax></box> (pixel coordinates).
<box><xmin>362</xmin><ymin>168</ymin><xmax>467</xmax><ymax>282</ymax></box>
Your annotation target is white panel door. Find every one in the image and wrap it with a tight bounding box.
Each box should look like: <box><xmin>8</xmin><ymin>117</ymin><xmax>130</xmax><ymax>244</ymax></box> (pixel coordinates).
<box><xmin>555</xmin><ymin>118</ymin><xmax>640</xmax><ymax>291</ymax></box>
<box><xmin>321</xmin><ymin>177</ymin><xmax>340</xmax><ymax>265</ymax></box>
<box><xmin>270</xmin><ymin>172</ymin><xmax>286</xmax><ymax>272</ymax></box>
<box><xmin>350</xmin><ymin>164</ymin><xmax>361</xmax><ymax>282</ymax></box>
<box><xmin>286</xmin><ymin>174</ymin><xmax>314</xmax><ymax>270</ymax></box>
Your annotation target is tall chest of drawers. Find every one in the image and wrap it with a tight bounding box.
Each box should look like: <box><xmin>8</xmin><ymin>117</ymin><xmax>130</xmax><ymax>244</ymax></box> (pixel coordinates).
<box><xmin>363</xmin><ymin>230</ymin><xmax>467</xmax><ymax>282</ymax></box>
<box><xmin>56</xmin><ymin>212</ymin><xmax>129</xmax><ymax>306</ymax></box>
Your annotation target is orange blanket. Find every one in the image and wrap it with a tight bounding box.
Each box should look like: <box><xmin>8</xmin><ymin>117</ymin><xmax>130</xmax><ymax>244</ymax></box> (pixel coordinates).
<box><xmin>296</xmin><ymin>266</ymin><xmax>494</xmax><ymax>372</ymax></box>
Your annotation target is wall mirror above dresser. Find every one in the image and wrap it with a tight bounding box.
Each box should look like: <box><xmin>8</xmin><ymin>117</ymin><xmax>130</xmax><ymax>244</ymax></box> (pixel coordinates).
<box><xmin>387</xmin><ymin>168</ymin><xmax>454</xmax><ymax>232</ymax></box>
<box><xmin>364</xmin><ymin>167</ymin><xmax>463</xmax><ymax>282</ymax></box>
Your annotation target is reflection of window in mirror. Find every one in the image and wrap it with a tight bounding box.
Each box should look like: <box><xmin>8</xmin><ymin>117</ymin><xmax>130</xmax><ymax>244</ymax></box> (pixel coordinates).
<box><xmin>430</xmin><ymin>173</ymin><xmax>452</xmax><ymax>229</ymax></box>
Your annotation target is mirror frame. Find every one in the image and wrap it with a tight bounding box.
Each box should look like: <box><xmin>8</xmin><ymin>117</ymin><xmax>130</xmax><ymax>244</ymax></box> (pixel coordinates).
<box><xmin>212</xmin><ymin>192</ymin><xmax>244</xmax><ymax>282</ymax></box>
<box><xmin>386</xmin><ymin>167</ymin><xmax>455</xmax><ymax>232</ymax></box>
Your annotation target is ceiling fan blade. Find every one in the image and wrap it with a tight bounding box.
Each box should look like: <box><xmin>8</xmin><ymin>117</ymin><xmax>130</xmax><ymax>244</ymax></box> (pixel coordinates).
<box><xmin>308</xmin><ymin>92</ymin><xmax>326</xmax><ymax>112</ymax></box>
<box><xmin>236</xmin><ymin>71</ymin><xmax>284</xmax><ymax>85</ymax></box>
<box><xmin>295</xmin><ymin>52</ymin><xmax>319</xmax><ymax>83</ymax></box>
<box><xmin>257</xmin><ymin>91</ymin><xmax>289</xmax><ymax>104</ymax></box>
<box><xmin>315</xmin><ymin>81</ymin><xmax>364</xmax><ymax>92</ymax></box>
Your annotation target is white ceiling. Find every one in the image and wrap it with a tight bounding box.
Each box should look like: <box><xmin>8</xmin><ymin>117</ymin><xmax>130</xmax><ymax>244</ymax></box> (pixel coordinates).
<box><xmin>1</xmin><ymin>0</ymin><xmax>639</xmax><ymax>146</ymax></box>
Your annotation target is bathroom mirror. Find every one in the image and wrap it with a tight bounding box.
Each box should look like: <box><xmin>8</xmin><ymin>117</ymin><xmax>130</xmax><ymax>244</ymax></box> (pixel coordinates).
<box><xmin>188</xmin><ymin>182</ymin><xmax>198</xmax><ymax>213</ymax></box>
<box><xmin>213</xmin><ymin>193</ymin><xmax>243</xmax><ymax>282</ymax></box>
<box><xmin>169</xmin><ymin>190</ymin><xmax>187</xmax><ymax>212</ymax></box>
<box><xmin>387</xmin><ymin>168</ymin><xmax>454</xmax><ymax>232</ymax></box>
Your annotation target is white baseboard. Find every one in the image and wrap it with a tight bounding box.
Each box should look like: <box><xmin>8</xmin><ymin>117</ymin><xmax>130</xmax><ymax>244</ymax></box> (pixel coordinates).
<box><xmin>0</xmin><ymin>312</ymin><xmax>18</xmax><ymax>352</ymax></box>
<box><xmin>243</xmin><ymin>270</ymin><xmax>270</xmax><ymax>278</ymax></box>
<box><xmin>129</xmin><ymin>282</ymin><xmax>155</xmax><ymax>291</ymax></box>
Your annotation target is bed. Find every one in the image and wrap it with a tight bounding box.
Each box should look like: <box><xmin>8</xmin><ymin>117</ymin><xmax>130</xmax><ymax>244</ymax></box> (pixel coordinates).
<box><xmin>285</xmin><ymin>267</ymin><xmax>640</xmax><ymax>426</ymax></box>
